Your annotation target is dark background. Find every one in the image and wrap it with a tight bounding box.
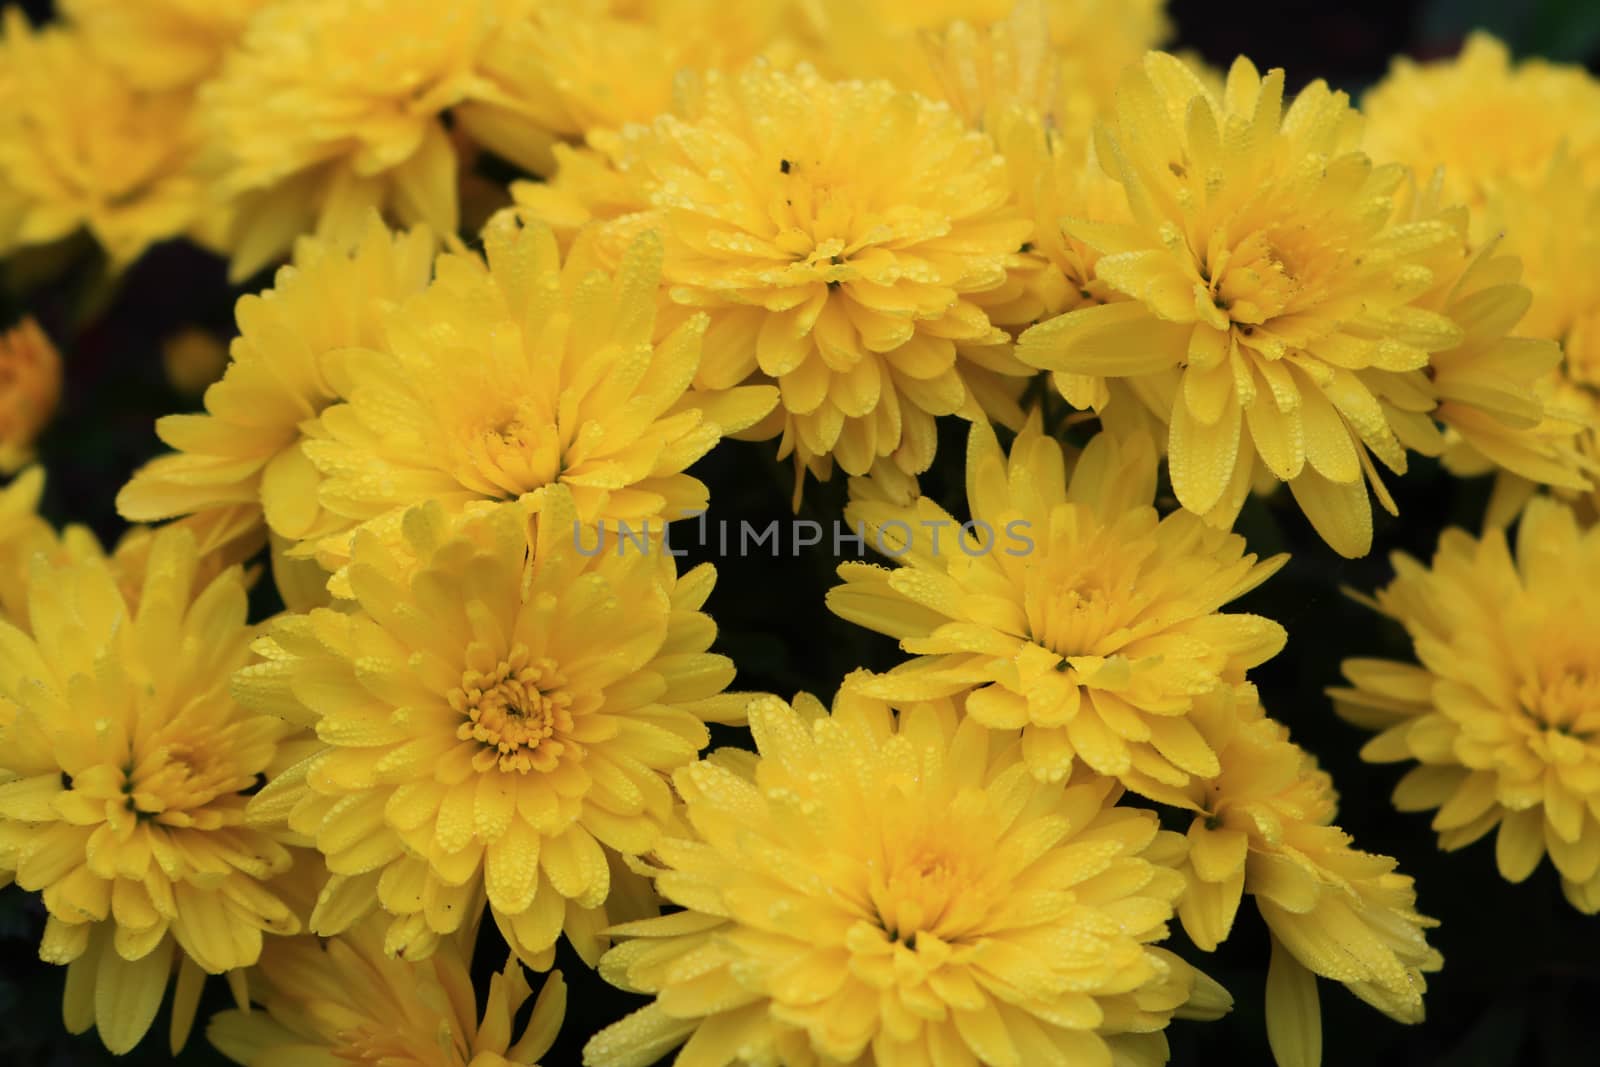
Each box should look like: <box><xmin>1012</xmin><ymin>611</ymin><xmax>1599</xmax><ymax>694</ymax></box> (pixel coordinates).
<box><xmin>4</xmin><ymin>0</ymin><xmax>1600</xmax><ymax>1063</ymax></box>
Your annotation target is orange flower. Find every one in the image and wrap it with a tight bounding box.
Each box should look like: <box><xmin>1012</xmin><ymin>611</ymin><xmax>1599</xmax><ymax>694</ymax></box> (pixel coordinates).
<box><xmin>0</xmin><ymin>317</ymin><xmax>62</xmax><ymax>474</ymax></box>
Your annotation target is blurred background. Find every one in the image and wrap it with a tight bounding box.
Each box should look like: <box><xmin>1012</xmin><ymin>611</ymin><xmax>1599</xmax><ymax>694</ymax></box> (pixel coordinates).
<box><xmin>3</xmin><ymin>0</ymin><xmax>1600</xmax><ymax>1064</ymax></box>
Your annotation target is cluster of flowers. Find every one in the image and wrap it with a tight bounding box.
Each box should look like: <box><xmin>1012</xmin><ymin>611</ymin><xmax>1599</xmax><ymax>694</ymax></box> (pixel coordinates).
<box><xmin>1</xmin><ymin>1</ymin><xmax>1599</xmax><ymax>1066</ymax></box>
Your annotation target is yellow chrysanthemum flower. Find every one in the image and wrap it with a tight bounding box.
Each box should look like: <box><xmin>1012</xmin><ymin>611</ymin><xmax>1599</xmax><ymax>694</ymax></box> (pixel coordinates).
<box><xmin>0</xmin><ymin>316</ymin><xmax>62</xmax><ymax>474</ymax></box>
<box><xmin>118</xmin><ymin>221</ymin><xmax>436</xmax><ymax>567</ymax></box>
<box><xmin>981</xmin><ymin>108</ymin><xmax>1117</xmax><ymax>316</ymax></box>
<box><xmin>829</xmin><ymin>419</ymin><xmax>1285</xmax><ymax>794</ymax></box>
<box><xmin>1362</xmin><ymin>53</ymin><xmax>1600</xmax><ymax>519</ymax></box>
<box><xmin>511</xmin><ymin>63</ymin><xmax>1032</xmax><ymax>486</ymax></box>
<box><xmin>1485</xmin><ymin>162</ymin><xmax>1600</xmax><ymax>523</ymax></box>
<box><xmin>976</xmin><ymin>106</ymin><xmax>1184</xmax><ymax>442</ymax></box>
<box><xmin>836</xmin><ymin>5</ymin><xmax>1196</xmax><ymax>446</ymax></box>
<box><xmin>293</xmin><ymin>215</ymin><xmax>775</xmax><ymax>581</ymax></box>
<box><xmin>1363</xmin><ymin>33</ymin><xmax>1600</xmax><ymax>218</ymax></box>
<box><xmin>0</xmin><ymin>9</ymin><xmax>200</xmax><ymax>266</ymax></box>
<box><xmin>457</xmin><ymin>0</ymin><xmax>810</xmax><ymax>177</ymax></box>
<box><xmin>1414</xmin><ymin>212</ymin><xmax>1593</xmax><ymax>501</ymax></box>
<box><xmin>1364</xmin><ymin>49</ymin><xmax>1600</xmax><ymax>460</ymax></box>
<box><xmin>849</xmin><ymin>3</ymin><xmax>1133</xmax><ymax>338</ymax></box>
<box><xmin>210</xmin><ymin>916</ymin><xmax>566</xmax><ymax>1066</ymax></box>
<box><xmin>60</xmin><ymin>0</ymin><xmax>266</xmax><ymax>91</ymax></box>
<box><xmin>1016</xmin><ymin>52</ymin><xmax>1473</xmax><ymax>557</ymax></box>
<box><xmin>1487</xmin><ymin>155</ymin><xmax>1600</xmax><ymax>351</ymax></box>
<box><xmin>1406</xmin><ymin>154</ymin><xmax>1600</xmax><ymax>523</ymax></box>
<box><xmin>1175</xmin><ymin>685</ymin><xmax>1439</xmax><ymax>1067</ymax></box>
<box><xmin>198</xmin><ymin>0</ymin><xmax>501</xmax><ymax>281</ymax></box>
<box><xmin>856</xmin><ymin>0</ymin><xmax>1167</xmax><ymax>47</ymax></box>
<box><xmin>585</xmin><ymin>689</ymin><xmax>1228</xmax><ymax>1067</ymax></box>
<box><xmin>239</xmin><ymin>495</ymin><xmax>746</xmax><ymax>968</ymax></box>
<box><xmin>818</xmin><ymin>0</ymin><xmax>1168</xmax><ymax>146</ymax></box>
<box><xmin>1330</xmin><ymin>496</ymin><xmax>1600</xmax><ymax>913</ymax></box>
<box><xmin>0</xmin><ymin>524</ymin><xmax>303</xmax><ymax>1055</ymax></box>
<box><xmin>863</xmin><ymin>0</ymin><xmax>1067</xmax><ymax>131</ymax></box>
<box><xmin>1426</xmin><ymin>120</ymin><xmax>1600</xmax><ymax>523</ymax></box>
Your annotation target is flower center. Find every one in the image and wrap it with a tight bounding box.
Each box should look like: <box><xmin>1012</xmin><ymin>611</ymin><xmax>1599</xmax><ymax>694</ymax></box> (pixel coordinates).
<box><xmin>1023</xmin><ymin>518</ymin><xmax>1151</xmax><ymax>661</ymax></box>
<box><xmin>96</xmin><ymin>734</ymin><xmax>256</xmax><ymax>826</ymax></box>
<box><xmin>1520</xmin><ymin>656</ymin><xmax>1600</xmax><ymax>740</ymax></box>
<box><xmin>1038</xmin><ymin>582</ymin><xmax>1116</xmax><ymax>660</ymax></box>
<box><xmin>1211</xmin><ymin>230</ymin><xmax>1305</xmax><ymax>325</ymax></box>
<box><xmin>452</xmin><ymin>646</ymin><xmax>573</xmax><ymax>774</ymax></box>
<box><xmin>867</xmin><ymin>817</ymin><xmax>998</xmax><ymax>947</ymax></box>
<box><xmin>460</xmin><ymin>407</ymin><xmax>563</xmax><ymax>500</ymax></box>
<box><xmin>771</xmin><ymin>224</ymin><xmax>852</xmax><ymax>287</ymax></box>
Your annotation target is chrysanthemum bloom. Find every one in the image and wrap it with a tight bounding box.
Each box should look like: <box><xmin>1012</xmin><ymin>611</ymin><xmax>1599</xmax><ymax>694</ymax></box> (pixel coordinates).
<box><xmin>1016</xmin><ymin>52</ymin><xmax>1472</xmax><ymax>557</ymax></box>
<box><xmin>1486</xmin><ymin>161</ymin><xmax>1600</xmax><ymax>444</ymax></box>
<box><xmin>868</xmin><ymin>4</ymin><xmax>1133</xmax><ymax>335</ymax></box>
<box><xmin>293</xmin><ymin>215</ymin><xmax>774</xmax><ymax>581</ymax></box>
<box><xmin>0</xmin><ymin>317</ymin><xmax>62</xmax><ymax>474</ymax></box>
<box><xmin>1398</xmin><ymin>156</ymin><xmax>1600</xmax><ymax>523</ymax></box>
<box><xmin>1175</xmin><ymin>685</ymin><xmax>1439</xmax><ymax>1067</ymax></box>
<box><xmin>811</xmin><ymin>0</ymin><xmax>1167</xmax><ymax>109</ymax></box>
<box><xmin>1362</xmin><ymin>33</ymin><xmax>1600</xmax><ymax>219</ymax></box>
<box><xmin>456</xmin><ymin>0</ymin><xmax>809</xmax><ymax>177</ymax></box>
<box><xmin>819</xmin><ymin>0</ymin><xmax>1166</xmax><ymax>148</ymax></box>
<box><xmin>198</xmin><ymin>0</ymin><xmax>504</xmax><ymax>280</ymax></box>
<box><xmin>854</xmin><ymin>1</ymin><xmax>1066</xmax><ymax>130</ymax></box>
<box><xmin>60</xmin><ymin>0</ymin><xmax>266</xmax><ymax>91</ymax></box>
<box><xmin>807</xmin><ymin>0</ymin><xmax>1165</xmax><ymax>38</ymax></box>
<box><xmin>835</xmin><ymin>5</ymin><xmax>1158</xmax><ymax>443</ymax></box>
<box><xmin>1402</xmin><ymin>195</ymin><xmax>1594</xmax><ymax>507</ymax></box>
<box><xmin>118</xmin><ymin>222</ymin><xmax>435</xmax><ymax>569</ymax></box>
<box><xmin>1487</xmin><ymin>156</ymin><xmax>1600</xmax><ymax>351</ymax></box>
<box><xmin>1330</xmin><ymin>497</ymin><xmax>1600</xmax><ymax>913</ymax></box>
<box><xmin>210</xmin><ymin>917</ymin><xmax>566</xmax><ymax>1066</ymax></box>
<box><xmin>0</xmin><ymin>10</ymin><xmax>201</xmax><ymax>266</ymax></box>
<box><xmin>511</xmin><ymin>63</ymin><xmax>1032</xmax><ymax>485</ymax></box>
<box><xmin>239</xmin><ymin>494</ymin><xmax>746</xmax><ymax>968</ymax></box>
<box><xmin>1365</xmin><ymin>55</ymin><xmax>1600</xmax><ymax>422</ymax></box>
<box><xmin>1453</xmin><ymin>140</ymin><xmax>1600</xmax><ymax>522</ymax></box>
<box><xmin>829</xmin><ymin>419</ymin><xmax>1285</xmax><ymax>795</ymax></box>
<box><xmin>974</xmin><ymin>106</ymin><xmax>1181</xmax><ymax>440</ymax></box>
<box><xmin>585</xmin><ymin>689</ymin><xmax>1228</xmax><ymax>1067</ymax></box>
<box><xmin>0</xmin><ymin>525</ymin><xmax>303</xmax><ymax>1055</ymax></box>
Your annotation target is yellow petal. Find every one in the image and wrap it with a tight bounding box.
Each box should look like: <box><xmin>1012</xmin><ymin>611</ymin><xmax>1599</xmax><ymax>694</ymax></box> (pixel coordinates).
<box><xmin>1286</xmin><ymin>467</ymin><xmax>1372</xmax><ymax>558</ymax></box>
<box><xmin>1016</xmin><ymin>302</ymin><xmax>1189</xmax><ymax>377</ymax></box>
<box><xmin>94</xmin><ymin>931</ymin><xmax>173</xmax><ymax>1055</ymax></box>
<box><xmin>1169</xmin><ymin>385</ymin><xmax>1242</xmax><ymax>515</ymax></box>
<box><xmin>1265</xmin><ymin>933</ymin><xmax>1323</xmax><ymax>1067</ymax></box>
<box><xmin>1494</xmin><ymin>807</ymin><xmax>1546</xmax><ymax>882</ymax></box>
